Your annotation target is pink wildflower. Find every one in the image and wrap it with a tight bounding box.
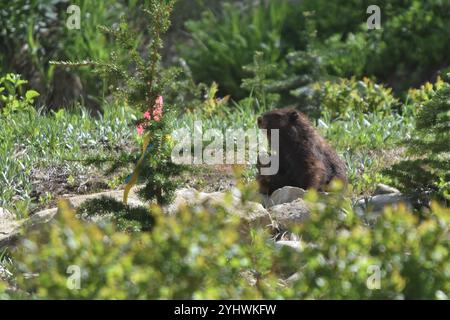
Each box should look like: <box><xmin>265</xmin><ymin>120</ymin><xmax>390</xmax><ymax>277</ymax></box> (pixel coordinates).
<box><xmin>152</xmin><ymin>95</ymin><xmax>164</xmax><ymax>122</ymax></box>
<box><xmin>153</xmin><ymin>107</ymin><xmax>163</xmax><ymax>121</ymax></box>
<box><xmin>143</xmin><ymin>111</ymin><xmax>151</xmax><ymax>120</ymax></box>
<box><xmin>155</xmin><ymin>95</ymin><xmax>163</xmax><ymax>109</ymax></box>
<box><xmin>137</xmin><ymin>123</ymin><xmax>146</xmax><ymax>135</ymax></box>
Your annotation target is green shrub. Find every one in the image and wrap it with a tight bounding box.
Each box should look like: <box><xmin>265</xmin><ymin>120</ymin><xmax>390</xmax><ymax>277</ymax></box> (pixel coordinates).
<box><xmin>306</xmin><ymin>0</ymin><xmax>450</xmax><ymax>92</ymax></box>
<box><xmin>239</xmin><ymin>50</ymin><xmax>325</xmax><ymax>113</ymax></box>
<box><xmin>292</xmin><ymin>190</ymin><xmax>449</xmax><ymax>299</ymax></box>
<box><xmin>63</xmin><ymin>0</ymin><xmax>186</xmax><ymax>205</ymax></box>
<box><xmin>405</xmin><ymin>77</ymin><xmax>447</xmax><ymax>110</ymax></box>
<box><xmin>180</xmin><ymin>0</ymin><xmax>450</xmax><ymax>99</ymax></box>
<box><xmin>76</xmin><ymin>197</ymin><xmax>155</xmax><ymax>233</ymax></box>
<box><xmin>294</xmin><ymin>77</ymin><xmax>399</xmax><ymax>118</ymax></box>
<box><xmin>310</xmin><ymin>32</ymin><xmax>368</xmax><ymax>79</ymax></box>
<box><xmin>3</xmin><ymin>184</ymin><xmax>449</xmax><ymax>299</ymax></box>
<box><xmin>364</xmin><ymin>0</ymin><xmax>450</xmax><ymax>92</ymax></box>
<box><xmin>240</xmin><ymin>51</ymin><xmax>282</xmax><ymax>110</ymax></box>
<box><xmin>179</xmin><ymin>0</ymin><xmax>304</xmax><ymax>99</ymax></box>
<box><xmin>7</xmin><ymin>197</ymin><xmax>289</xmax><ymax>299</ymax></box>
<box><xmin>298</xmin><ymin>0</ymin><xmax>371</xmax><ymax>38</ymax></box>
<box><xmin>387</xmin><ymin>80</ymin><xmax>450</xmax><ymax>200</ymax></box>
<box><xmin>0</xmin><ymin>73</ymin><xmax>39</xmax><ymax>115</ymax></box>
<box><xmin>0</xmin><ymin>0</ymin><xmax>134</xmax><ymax>100</ymax></box>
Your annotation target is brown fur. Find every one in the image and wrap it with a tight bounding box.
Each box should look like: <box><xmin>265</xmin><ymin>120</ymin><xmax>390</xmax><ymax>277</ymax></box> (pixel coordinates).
<box><xmin>257</xmin><ymin>108</ymin><xmax>347</xmax><ymax>195</ymax></box>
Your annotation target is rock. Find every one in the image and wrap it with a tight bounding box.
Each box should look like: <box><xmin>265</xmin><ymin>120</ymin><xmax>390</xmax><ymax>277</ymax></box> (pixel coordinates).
<box><xmin>230</xmin><ymin>187</ymin><xmax>242</xmax><ymax>199</ymax></box>
<box><xmin>274</xmin><ymin>241</ymin><xmax>305</xmax><ymax>286</ymax></box>
<box><xmin>275</xmin><ymin>240</ymin><xmax>303</xmax><ymax>252</ymax></box>
<box><xmin>166</xmin><ymin>188</ymin><xmax>199</xmax><ymax>213</ymax></box>
<box><xmin>265</xmin><ymin>186</ymin><xmax>306</xmax><ymax>207</ymax></box>
<box><xmin>0</xmin><ymin>207</ymin><xmax>60</xmax><ymax>248</ymax></box>
<box><xmin>354</xmin><ymin>193</ymin><xmax>413</xmax><ymax>217</ymax></box>
<box><xmin>0</xmin><ymin>208</ymin><xmax>14</xmax><ymax>221</ymax></box>
<box><xmin>62</xmin><ymin>189</ymin><xmax>144</xmax><ymax>208</ymax></box>
<box><xmin>240</xmin><ymin>270</ymin><xmax>258</xmax><ymax>287</ymax></box>
<box><xmin>27</xmin><ymin>208</ymin><xmax>58</xmax><ymax>226</ymax></box>
<box><xmin>0</xmin><ymin>218</ymin><xmax>22</xmax><ymax>248</ymax></box>
<box><xmin>374</xmin><ymin>184</ymin><xmax>401</xmax><ymax>195</ymax></box>
<box><xmin>0</xmin><ymin>188</ymin><xmax>144</xmax><ymax>248</ymax></box>
<box><xmin>27</xmin><ymin>189</ymin><xmax>144</xmax><ymax>229</ymax></box>
<box><xmin>268</xmin><ymin>198</ymin><xmax>311</xmax><ymax>229</ymax></box>
<box><xmin>284</xmin><ymin>272</ymin><xmax>301</xmax><ymax>285</ymax></box>
<box><xmin>0</xmin><ymin>208</ymin><xmax>20</xmax><ymax>247</ymax></box>
<box><xmin>166</xmin><ymin>188</ymin><xmax>272</xmax><ymax>230</ymax></box>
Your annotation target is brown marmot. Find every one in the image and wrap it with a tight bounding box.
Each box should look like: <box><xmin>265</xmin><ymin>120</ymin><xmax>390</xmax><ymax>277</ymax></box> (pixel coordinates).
<box><xmin>257</xmin><ymin>108</ymin><xmax>347</xmax><ymax>195</ymax></box>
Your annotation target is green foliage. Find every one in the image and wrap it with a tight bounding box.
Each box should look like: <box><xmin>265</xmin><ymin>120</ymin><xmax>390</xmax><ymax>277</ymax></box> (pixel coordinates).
<box><xmin>0</xmin><ymin>97</ymin><xmax>134</xmax><ymax>211</ymax></box>
<box><xmin>3</xmin><ymin>185</ymin><xmax>449</xmax><ymax>299</ymax></box>
<box><xmin>406</xmin><ymin>77</ymin><xmax>447</xmax><ymax>109</ymax></box>
<box><xmin>0</xmin><ymin>0</ymin><xmax>128</xmax><ymax>98</ymax></box>
<box><xmin>179</xmin><ymin>0</ymin><xmax>301</xmax><ymax>99</ymax></box>
<box><xmin>0</xmin><ymin>74</ymin><xmax>39</xmax><ymax>115</ymax></box>
<box><xmin>311</xmin><ymin>32</ymin><xmax>368</xmax><ymax>79</ymax></box>
<box><xmin>292</xmin><ymin>190</ymin><xmax>450</xmax><ymax>299</ymax></box>
<box><xmin>6</xmin><ymin>198</ymin><xmax>280</xmax><ymax>299</ymax></box>
<box><xmin>240</xmin><ymin>52</ymin><xmax>281</xmax><ymax>110</ymax></box>
<box><xmin>77</xmin><ymin>197</ymin><xmax>155</xmax><ymax>232</ymax></box>
<box><xmin>0</xmin><ymin>0</ymin><xmax>65</xmax><ymax>84</ymax></box>
<box><xmin>296</xmin><ymin>77</ymin><xmax>400</xmax><ymax>118</ymax></box>
<box><xmin>297</xmin><ymin>0</ymin><xmax>450</xmax><ymax>91</ymax></box>
<box><xmin>195</xmin><ymin>82</ymin><xmax>231</xmax><ymax>118</ymax></box>
<box><xmin>93</xmin><ymin>1</ymin><xmax>175</xmax><ymax>111</ymax></box>
<box><xmin>62</xmin><ymin>0</ymin><xmax>185</xmax><ymax>205</ymax></box>
<box><xmin>318</xmin><ymin>109</ymin><xmax>414</xmax><ymax>195</ymax></box>
<box><xmin>364</xmin><ymin>0</ymin><xmax>450</xmax><ymax>92</ymax></box>
<box><xmin>387</xmin><ymin>82</ymin><xmax>450</xmax><ymax>199</ymax></box>
<box><xmin>180</xmin><ymin>0</ymin><xmax>450</xmax><ymax>100</ymax></box>
<box><xmin>239</xmin><ymin>50</ymin><xmax>325</xmax><ymax>113</ymax></box>
<box><xmin>1</xmin><ymin>0</ymin><xmax>448</xmax><ymax>301</ymax></box>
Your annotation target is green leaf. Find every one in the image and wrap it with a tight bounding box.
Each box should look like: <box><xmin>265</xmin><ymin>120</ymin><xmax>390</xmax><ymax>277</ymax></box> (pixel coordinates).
<box><xmin>25</xmin><ymin>90</ymin><xmax>40</xmax><ymax>102</ymax></box>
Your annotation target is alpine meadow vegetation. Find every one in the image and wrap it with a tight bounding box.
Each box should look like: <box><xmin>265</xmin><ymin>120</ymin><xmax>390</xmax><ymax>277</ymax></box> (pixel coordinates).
<box><xmin>0</xmin><ymin>0</ymin><xmax>448</xmax><ymax>300</ymax></box>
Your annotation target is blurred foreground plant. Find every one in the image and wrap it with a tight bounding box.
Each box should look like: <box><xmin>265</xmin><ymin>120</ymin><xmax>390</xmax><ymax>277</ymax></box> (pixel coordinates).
<box><xmin>3</xmin><ymin>182</ymin><xmax>448</xmax><ymax>299</ymax></box>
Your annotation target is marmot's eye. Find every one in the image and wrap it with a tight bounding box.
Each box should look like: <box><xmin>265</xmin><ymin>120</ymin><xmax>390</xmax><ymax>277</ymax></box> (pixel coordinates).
<box><xmin>289</xmin><ymin>111</ymin><xmax>299</xmax><ymax>122</ymax></box>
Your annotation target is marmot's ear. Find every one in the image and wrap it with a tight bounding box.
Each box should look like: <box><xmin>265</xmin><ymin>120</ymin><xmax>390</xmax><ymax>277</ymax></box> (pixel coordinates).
<box><xmin>289</xmin><ymin>110</ymin><xmax>299</xmax><ymax>122</ymax></box>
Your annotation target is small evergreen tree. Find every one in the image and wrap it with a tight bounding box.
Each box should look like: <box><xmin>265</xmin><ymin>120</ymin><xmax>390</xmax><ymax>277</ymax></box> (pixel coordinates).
<box><xmin>54</xmin><ymin>0</ymin><xmax>184</xmax><ymax>205</ymax></box>
<box><xmin>387</xmin><ymin>78</ymin><xmax>450</xmax><ymax>201</ymax></box>
<box><xmin>240</xmin><ymin>50</ymin><xmax>324</xmax><ymax>113</ymax></box>
<box><xmin>240</xmin><ymin>51</ymin><xmax>281</xmax><ymax>110</ymax></box>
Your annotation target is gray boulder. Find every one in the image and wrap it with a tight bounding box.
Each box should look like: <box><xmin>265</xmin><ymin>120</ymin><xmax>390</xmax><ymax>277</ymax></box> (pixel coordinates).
<box><xmin>0</xmin><ymin>207</ymin><xmax>14</xmax><ymax>221</ymax></box>
<box><xmin>354</xmin><ymin>193</ymin><xmax>413</xmax><ymax>217</ymax></box>
<box><xmin>166</xmin><ymin>188</ymin><xmax>271</xmax><ymax>228</ymax></box>
<box><xmin>0</xmin><ymin>207</ymin><xmax>22</xmax><ymax>248</ymax></box>
<box><xmin>0</xmin><ymin>188</ymin><xmax>144</xmax><ymax>248</ymax></box>
<box><xmin>268</xmin><ymin>199</ymin><xmax>311</xmax><ymax>229</ymax></box>
<box><xmin>373</xmin><ymin>183</ymin><xmax>401</xmax><ymax>195</ymax></box>
<box><xmin>264</xmin><ymin>186</ymin><xmax>306</xmax><ymax>207</ymax></box>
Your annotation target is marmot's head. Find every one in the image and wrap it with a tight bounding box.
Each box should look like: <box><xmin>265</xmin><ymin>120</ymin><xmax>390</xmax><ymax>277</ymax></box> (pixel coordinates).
<box><xmin>257</xmin><ymin>108</ymin><xmax>301</xmax><ymax>130</ymax></box>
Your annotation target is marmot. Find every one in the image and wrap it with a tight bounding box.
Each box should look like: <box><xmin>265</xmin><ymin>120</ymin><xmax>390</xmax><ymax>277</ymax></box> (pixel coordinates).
<box><xmin>257</xmin><ymin>108</ymin><xmax>347</xmax><ymax>195</ymax></box>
